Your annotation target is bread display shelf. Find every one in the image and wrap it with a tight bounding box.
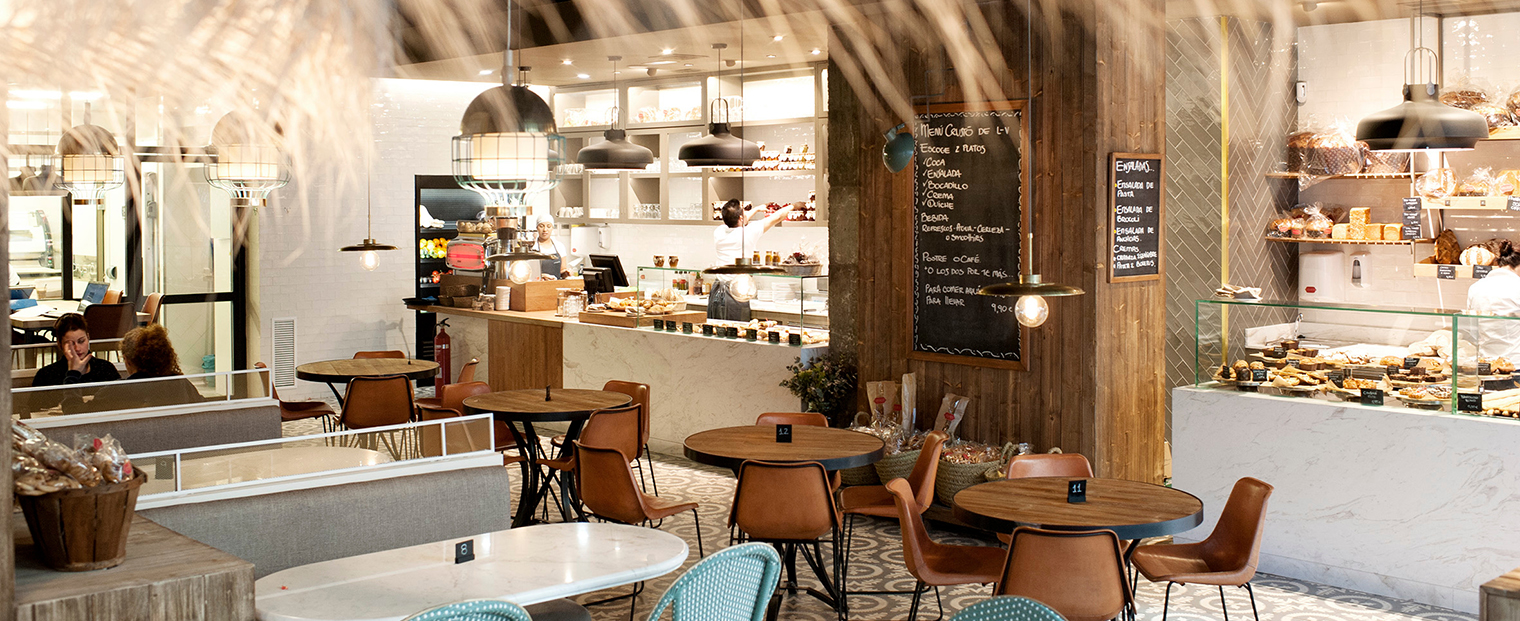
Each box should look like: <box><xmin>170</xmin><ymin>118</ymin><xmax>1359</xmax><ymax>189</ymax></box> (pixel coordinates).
<box><xmin>1489</xmin><ymin>127</ymin><xmax>1520</xmax><ymax>141</ymax></box>
<box><xmin>1412</xmin><ymin>263</ymin><xmax>1482</xmax><ymax>279</ymax></box>
<box><xmin>1264</xmin><ymin>171</ymin><xmax>1411</xmax><ymax>180</ymax></box>
<box><xmin>1263</xmin><ymin>237</ymin><xmax>1420</xmax><ymax>246</ymax></box>
<box><xmin>1421</xmin><ymin>196</ymin><xmax>1518</xmax><ymax>210</ymax></box>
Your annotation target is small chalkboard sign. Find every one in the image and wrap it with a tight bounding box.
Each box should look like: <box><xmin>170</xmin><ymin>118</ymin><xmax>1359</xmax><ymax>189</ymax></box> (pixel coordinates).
<box><xmin>652</xmin><ymin>319</ymin><xmax>665</xmax><ymax>330</ymax></box>
<box><xmin>1109</xmin><ymin>154</ymin><xmax>1165</xmax><ymax>283</ymax></box>
<box><xmin>1479</xmin><ymin>362</ymin><xmax>1492</xmax><ymax>375</ymax></box>
<box><xmin>455</xmin><ymin>539</ymin><xmax>475</xmax><ymax>564</ymax></box>
<box><xmin>682</xmin><ymin>322</ymin><xmax>694</xmax><ymax>334</ymax></box>
<box><xmin>1474</xmin><ymin>265</ymin><xmax>1493</xmax><ymax>279</ymax></box>
<box><xmin>1457</xmin><ymin>393</ymin><xmax>1483</xmax><ymax>412</ymax></box>
<box><xmin>1402</xmin><ymin>197</ymin><xmax>1422</xmax><ymax>240</ymax></box>
<box><xmin>1327</xmin><ymin>369</ymin><xmax>1345</xmax><ymax>383</ymax></box>
<box><xmin>1437</xmin><ymin>265</ymin><xmax>1456</xmax><ymax>280</ymax></box>
<box><xmin>701</xmin><ymin>324</ymin><xmax>714</xmax><ymax>336</ymax></box>
<box><xmin>1509</xmin><ymin>197</ymin><xmax>1520</xmax><ymax>212</ymax></box>
<box><xmin>769</xmin><ymin>331</ymin><xmax>781</xmax><ymax>344</ymax></box>
<box><xmin>1250</xmin><ymin>368</ymin><xmax>1268</xmax><ymax>383</ymax></box>
<box><xmin>775</xmin><ymin>424</ymin><xmax>793</xmax><ymax>443</ymax></box>
<box><xmin>1271</xmin><ymin>345</ymin><xmax>1286</xmax><ymax>358</ymax></box>
<box><xmin>1067</xmin><ymin>479</ymin><xmax>1087</xmax><ymax>503</ymax></box>
<box><xmin>1287</xmin><ymin>359</ymin><xmax>1301</xmax><ymax>368</ymax></box>
<box><xmin>1361</xmin><ymin>388</ymin><xmax>1384</xmax><ymax>405</ymax></box>
<box><xmin>789</xmin><ymin>333</ymin><xmax>803</xmax><ymax>346</ymax></box>
<box><xmin>1404</xmin><ymin>357</ymin><xmax>1419</xmax><ymax>369</ymax></box>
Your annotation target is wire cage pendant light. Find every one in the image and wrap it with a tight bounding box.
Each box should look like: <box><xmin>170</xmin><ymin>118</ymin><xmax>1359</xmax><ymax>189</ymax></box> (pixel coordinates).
<box><xmin>577</xmin><ymin>56</ymin><xmax>655</xmax><ymax>170</ymax></box>
<box><xmin>679</xmin><ymin>43</ymin><xmax>761</xmax><ymax>168</ymax></box>
<box><xmin>206</xmin><ymin>111</ymin><xmax>290</xmax><ymax>208</ymax></box>
<box><xmin>55</xmin><ymin>123</ymin><xmax>124</xmax><ymax>202</ymax></box>
<box><xmin>975</xmin><ymin>0</ymin><xmax>1084</xmax><ymax>328</ymax></box>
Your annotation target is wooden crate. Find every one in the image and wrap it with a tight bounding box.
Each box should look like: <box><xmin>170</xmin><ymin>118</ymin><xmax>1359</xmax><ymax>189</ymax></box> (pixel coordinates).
<box><xmin>505</xmin><ymin>279</ymin><xmax>584</xmax><ymax>312</ymax></box>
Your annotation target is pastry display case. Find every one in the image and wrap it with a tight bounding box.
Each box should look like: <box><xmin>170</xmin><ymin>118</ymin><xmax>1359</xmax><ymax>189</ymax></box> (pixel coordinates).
<box><xmin>1194</xmin><ymin>297</ymin><xmax>1520</xmax><ymax>418</ymax></box>
<box><xmin>630</xmin><ymin>266</ymin><xmax>829</xmax><ymax>342</ymax></box>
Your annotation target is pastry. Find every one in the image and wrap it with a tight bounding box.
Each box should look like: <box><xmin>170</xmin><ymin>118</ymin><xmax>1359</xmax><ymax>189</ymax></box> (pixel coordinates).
<box><xmin>1461</xmin><ymin>245</ymin><xmax>1497</xmax><ymax>266</ymax></box>
<box><xmin>1440</xmin><ymin>88</ymin><xmax>1487</xmax><ymax>109</ymax></box>
<box><xmin>1473</xmin><ymin>103</ymin><xmax>1517</xmax><ymax>129</ymax></box>
<box><xmin>1268</xmin><ymin>218</ymin><xmax>1293</xmax><ymax>238</ymax></box>
<box><xmin>1508</xmin><ymin>91</ymin><xmax>1520</xmax><ymax>119</ymax></box>
<box><xmin>1494</xmin><ymin>171</ymin><xmax>1520</xmax><ymax>196</ymax></box>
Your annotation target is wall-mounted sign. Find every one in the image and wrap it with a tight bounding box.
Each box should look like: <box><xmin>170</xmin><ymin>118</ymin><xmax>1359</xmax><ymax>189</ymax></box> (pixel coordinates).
<box><xmin>1109</xmin><ymin>153</ymin><xmax>1164</xmax><ymax>283</ymax></box>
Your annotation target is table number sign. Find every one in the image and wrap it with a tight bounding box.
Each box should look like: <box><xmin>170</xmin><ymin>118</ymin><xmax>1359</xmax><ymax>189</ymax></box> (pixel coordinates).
<box><xmin>455</xmin><ymin>539</ymin><xmax>475</xmax><ymax>564</ymax></box>
<box><xmin>1067</xmin><ymin>479</ymin><xmax>1087</xmax><ymax>503</ymax></box>
<box><xmin>775</xmin><ymin>424</ymin><xmax>793</xmax><ymax>443</ymax></box>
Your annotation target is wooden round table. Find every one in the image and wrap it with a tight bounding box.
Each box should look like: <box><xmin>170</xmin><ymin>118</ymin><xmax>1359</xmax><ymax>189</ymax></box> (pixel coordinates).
<box><xmin>952</xmin><ymin>477</ymin><xmax>1204</xmax><ymax>543</ymax></box>
<box><xmin>464</xmin><ymin>388</ymin><xmax>633</xmax><ymax>527</ymax></box>
<box><xmin>683</xmin><ymin>425</ymin><xmax>886</xmax><ymax>471</ymax></box>
<box><xmin>295</xmin><ymin>359</ymin><xmax>439</xmax><ymax>403</ymax></box>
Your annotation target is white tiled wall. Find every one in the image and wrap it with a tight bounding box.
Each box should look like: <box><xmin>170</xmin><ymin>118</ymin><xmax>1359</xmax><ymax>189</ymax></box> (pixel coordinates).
<box><xmin>1297</xmin><ymin>17</ymin><xmax>1441</xmax><ymax>131</ymax></box>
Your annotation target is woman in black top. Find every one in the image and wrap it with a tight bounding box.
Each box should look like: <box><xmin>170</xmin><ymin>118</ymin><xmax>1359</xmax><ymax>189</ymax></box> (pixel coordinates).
<box><xmin>31</xmin><ymin>314</ymin><xmax>121</xmax><ymax>387</ymax></box>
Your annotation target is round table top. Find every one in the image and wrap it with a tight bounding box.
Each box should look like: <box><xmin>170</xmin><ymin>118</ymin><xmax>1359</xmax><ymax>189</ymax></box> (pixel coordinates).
<box><xmin>683</xmin><ymin>425</ymin><xmax>886</xmax><ymax>471</ymax></box>
<box><xmin>295</xmin><ymin>358</ymin><xmax>439</xmax><ymax>383</ymax></box>
<box><xmin>463</xmin><ymin>388</ymin><xmax>632</xmax><ymax>422</ymax></box>
<box><xmin>952</xmin><ymin>477</ymin><xmax>1204</xmax><ymax>540</ymax></box>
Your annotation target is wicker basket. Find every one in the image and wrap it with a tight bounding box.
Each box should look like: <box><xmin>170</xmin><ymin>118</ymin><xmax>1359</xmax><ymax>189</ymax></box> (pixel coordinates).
<box><xmin>935</xmin><ymin>459</ymin><xmax>1000</xmax><ymax>506</ymax></box>
<box><xmin>873</xmin><ymin>449</ymin><xmax>921</xmax><ymax>483</ymax></box>
<box><xmin>838</xmin><ymin>465</ymin><xmax>880</xmax><ymax>487</ymax></box>
<box><xmin>18</xmin><ymin>470</ymin><xmax>147</xmax><ymax>571</ymax></box>
<box><xmin>783</xmin><ymin>263</ymin><xmax>824</xmax><ymax>277</ymax></box>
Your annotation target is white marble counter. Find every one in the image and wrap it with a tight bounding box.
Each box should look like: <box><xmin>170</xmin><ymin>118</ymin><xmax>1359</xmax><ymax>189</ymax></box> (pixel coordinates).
<box><xmin>563</xmin><ymin>321</ymin><xmax>828</xmax><ymax>455</ymax></box>
<box><xmin>1172</xmin><ymin>386</ymin><xmax>1520</xmax><ymax>613</ymax></box>
<box><xmin>254</xmin><ymin>522</ymin><xmax>688</xmax><ymax>621</ymax></box>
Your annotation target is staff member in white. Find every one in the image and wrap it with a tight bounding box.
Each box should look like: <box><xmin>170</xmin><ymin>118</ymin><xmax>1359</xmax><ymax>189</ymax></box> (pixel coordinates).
<box><xmin>530</xmin><ymin>214</ymin><xmax>574</xmax><ymax>279</ymax></box>
<box><xmin>709</xmin><ymin>199</ymin><xmax>793</xmax><ymax>321</ymax></box>
<box><xmin>1465</xmin><ymin>249</ymin><xmax>1520</xmax><ymax>358</ymax></box>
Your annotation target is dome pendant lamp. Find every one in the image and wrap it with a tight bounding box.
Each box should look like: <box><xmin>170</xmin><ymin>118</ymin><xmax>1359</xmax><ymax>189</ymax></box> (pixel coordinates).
<box><xmin>1355</xmin><ymin>2</ymin><xmax>1486</xmax><ymax>151</ymax></box>
<box><xmin>678</xmin><ymin>43</ymin><xmax>761</xmax><ymax>168</ymax></box>
<box><xmin>577</xmin><ymin>57</ymin><xmax>654</xmax><ymax>170</ymax></box>
<box><xmin>976</xmin><ymin>0</ymin><xmax>1084</xmax><ymax>328</ymax></box>
<box><xmin>340</xmin><ymin>170</ymin><xmax>396</xmax><ymax>271</ymax></box>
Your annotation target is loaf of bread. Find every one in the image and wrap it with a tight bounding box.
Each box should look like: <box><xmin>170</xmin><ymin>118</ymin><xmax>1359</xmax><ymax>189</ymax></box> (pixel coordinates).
<box><xmin>1349</xmin><ymin>207</ymin><xmax>1370</xmax><ymax>239</ymax></box>
<box><xmin>1364</xmin><ymin>223</ymin><xmax>1384</xmax><ymax>241</ymax></box>
<box><xmin>1384</xmin><ymin>224</ymin><xmax>1403</xmax><ymax>241</ymax></box>
<box><xmin>1435</xmin><ymin>229</ymin><xmax>1460</xmax><ymax>264</ymax></box>
<box><xmin>1462</xmin><ymin>245</ymin><xmax>1498</xmax><ymax>266</ymax></box>
<box><xmin>1332</xmin><ymin>223</ymin><xmax>1350</xmax><ymax>240</ymax></box>
<box><xmin>1441</xmin><ymin>88</ymin><xmax>1487</xmax><ymax>109</ymax></box>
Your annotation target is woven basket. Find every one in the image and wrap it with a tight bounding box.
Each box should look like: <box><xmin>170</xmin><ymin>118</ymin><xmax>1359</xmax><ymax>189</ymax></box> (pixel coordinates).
<box><xmin>935</xmin><ymin>459</ymin><xmax>999</xmax><ymax>506</ymax></box>
<box><xmin>838</xmin><ymin>465</ymin><xmax>880</xmax><ymax>487</ymax></box>
<box><xmin>18</xmin><ymin>470</ymin><xmax>146</xmax><ymax>571</ymax></box>
<box><xmin>873</xmin><ymin>449</ymin><xmax>921</xmax><ymax>483</ymax></box>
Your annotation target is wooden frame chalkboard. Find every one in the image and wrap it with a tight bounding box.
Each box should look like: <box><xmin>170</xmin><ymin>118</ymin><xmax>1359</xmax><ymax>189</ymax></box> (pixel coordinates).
<box><xmin>906</xmin><ymin>101</ymin><xmax>1029</xmax><ymax>370</ymax></box>
<box><xmin>1108</xmin><ymin>153</ymin><xmax>1165</xmax><ymax>283</ymax></box>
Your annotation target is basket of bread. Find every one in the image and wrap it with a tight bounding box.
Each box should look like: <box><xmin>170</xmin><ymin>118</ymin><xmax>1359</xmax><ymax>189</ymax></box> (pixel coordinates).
<box><xmin>12</xmin><ymin>421</ymin><xmax>145</xmax><ymax>571</ymax></box>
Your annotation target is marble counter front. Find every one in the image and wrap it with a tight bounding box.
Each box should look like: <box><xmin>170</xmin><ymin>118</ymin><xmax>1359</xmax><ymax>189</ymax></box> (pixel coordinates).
<box><xmin>1172</xmin><ymin>386</ymin><xmax>1520</xmax><ymax>613</ymax></box>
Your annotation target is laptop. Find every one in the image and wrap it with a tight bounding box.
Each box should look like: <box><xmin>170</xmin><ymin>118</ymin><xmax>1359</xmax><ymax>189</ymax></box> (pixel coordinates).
<box><xmin>40</xmin><ymin>282</ymin><xmax>109</xmax><ymax>317</ymax></box>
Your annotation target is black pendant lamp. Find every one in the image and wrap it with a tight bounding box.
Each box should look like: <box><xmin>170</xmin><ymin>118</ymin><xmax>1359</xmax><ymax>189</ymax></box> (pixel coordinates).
<box><xmin>577</xmin><ymin>57</ymin><xmax>654</xmax><ymax>170</ymax></box>
<box><xmin>976</xmin><ymin>0</ymin><xmax>1084</xmax><ymax>328</ymax></box>
<box><xmin>340</xmin><ymin>171</ymin><xmax>397</xmax><ymax>271</ymax></box>
<box><xmin>678</xmin><ymin>43</ymin><xmax>761</xmax><ymax>168</ymax></box>
<box><xmin>1355</xmin><ymin>5</ymin><xmax>1486</xmax><ymax>151</ymax></box>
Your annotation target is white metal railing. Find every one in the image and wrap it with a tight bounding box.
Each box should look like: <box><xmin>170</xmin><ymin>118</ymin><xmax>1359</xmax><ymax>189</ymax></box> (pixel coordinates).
<box><xmin>12</xmin><ymin>367</ymin><xmax>271</xmax><ymax>418</ymax></box>
<box><xmin>132</xmin><ymin>414</ymin><xmax>497</xmax><ymax>498</ymax></box>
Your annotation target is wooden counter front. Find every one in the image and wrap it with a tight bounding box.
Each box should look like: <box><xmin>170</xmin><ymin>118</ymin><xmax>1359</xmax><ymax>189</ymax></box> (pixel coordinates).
<box><xmin>419</xmin><ymin>306</ymin><xmax>568</xmax><ymax>390</ymax></box>
<box><xmin>15</xmin><ymin>514</ymin><xmax>255</xmax><ymax>621</ymax></box>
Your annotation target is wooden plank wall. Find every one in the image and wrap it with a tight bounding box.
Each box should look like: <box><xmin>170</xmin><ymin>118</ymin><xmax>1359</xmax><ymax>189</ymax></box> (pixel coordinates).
<box><xmin>828</xmin><ymin>0</ymin><xmax>1166</xmax><ymax>482</ymax></box>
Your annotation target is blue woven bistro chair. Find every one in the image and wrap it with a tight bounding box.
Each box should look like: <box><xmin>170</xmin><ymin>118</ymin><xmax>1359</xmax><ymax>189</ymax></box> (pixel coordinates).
<box><xmin>952</xmin><ymin>596</ymin><xmax>1068</xmax><ymax>621</ymax></box>
<box><xmin>645</xmin><ymin>543</ymin><xmax>782</xmax><ymax>621</ymax></box>
<box><xmin>403</xmin><ymin>599</ymin><xmax>533</xmax><ymax>621</ymax></box>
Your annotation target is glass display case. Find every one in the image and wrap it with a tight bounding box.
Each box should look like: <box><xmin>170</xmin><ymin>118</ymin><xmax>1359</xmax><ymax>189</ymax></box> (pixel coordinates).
<box><xmin>1194</xmin><ymin>298</ymin><xmax>1520</xmax><ymax>418</ymax></box>
<box><xmin>632</xmin><ymin>266</ymin><xmax>829</xmax><ymax>342</ymax></box>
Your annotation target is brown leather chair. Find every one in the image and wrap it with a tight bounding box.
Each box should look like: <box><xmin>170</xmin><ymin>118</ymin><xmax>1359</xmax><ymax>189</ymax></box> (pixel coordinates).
<box><xmin>884</xmin><ymin>477</ymin><xmax>1004</xmax><ymax>620</ymax></box>
<box><xmin>552</xmin><ymin>380</ymin><xmax>656</xmax><ymax>493</ymax></box>
<box><xmin>540</xmin><ymin>403</ymin><xmax>642</xmax><ymax>521</ymax></box>
<box><xmin>730</xmin><ymin>460</ymin><xmax>845</xmax><ymax>619</ymax></box>
<box><xmin>1131</xmin><ymin>477</ymin><xmax>1274</xmax><ymax>621</ymax></box>
<box><xmin>414</xmin><ymin>381</ymin><xmax>522</xmax><ymax>464</ymax></box>
<box><xmin>338</xmin><ymin>375</ymin><xmax>415</xmax><ymax>459</ymax></box>
<box><xmin>141</xmin><ymin>292</ymin><xmax>163</xmax><ymax>325</ymax></box>
<box><xmin>101</xmin><ymin>289</ymin><xmax>121</xmax><ymax>304</ymax></box>
<box><xmin>456</xmin><ymin>357</ymin><xmax>479</xmax><ymax>383</ymax></box>
<box><xmin>353</xmin><ymin>350</ymin><xmax>406</xmax><ymax>359</ymax></box>
<box><xmin>255</xmin><ymin>362</ymin><xmax>336</xmax><ymax>428</ymax></box>
<box><xmin>838</xmin><ymin>430</ymin><xmax>948</xmax><ymax>606</ymax></box>
<box><xmin>82</xmin><ymin>303</ymin><xmax>134</xmax><ymax>340</ymax></box>
<box><xmin>755</xmin><ymin>412</ymin><xmax>841</xmax><ymax>490</ymax></box>
<box><xmin>995</xmin><ymin>453</ymin><xmax>1095</xmax><ymax>544</ymax></box>
<box><xmin>996</xmin><ymin>527</ymin><xmax>1133</xmax><ymax>621</ymax></box>
<box><xmin>575</xmin><ymin>441</ymin><xmax>703</xmax><ymax>557</ymax></box>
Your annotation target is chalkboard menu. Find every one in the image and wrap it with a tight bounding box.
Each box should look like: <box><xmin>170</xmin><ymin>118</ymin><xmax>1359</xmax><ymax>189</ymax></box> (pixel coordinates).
<box><xmin>1108</xmin><ymin>153</ymin><xmax>1164</xmax><ymax>282</ymax></box>
<box><xmin>911</xmin><ymin>103</ymin><xmax>1026</xmax><ymax>367</ymax></box>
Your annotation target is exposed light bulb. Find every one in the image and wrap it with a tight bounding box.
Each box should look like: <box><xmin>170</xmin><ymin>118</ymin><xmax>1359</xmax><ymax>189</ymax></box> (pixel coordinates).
<box><xmin>730</xmin><ymin>275</ymin><xmax>758</xmax><ymax>302</ymax></box>
<box><xmin>360</xmin><ymin>250</ymin><xmax>380</xmax><ymax>271</ymax></box>
<box><xmin>509</xmin><ymin>260</ymin><xmax>533</xmax><ymax>285</ymax></box>
<box><xmin>1015</xmin><ymin>295</ymin><xmax>1049</xmax><ymax>328</ymax></box>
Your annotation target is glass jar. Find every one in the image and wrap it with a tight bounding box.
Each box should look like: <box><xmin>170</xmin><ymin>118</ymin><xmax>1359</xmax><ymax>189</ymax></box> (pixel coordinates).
<box><xmin>557</xmin><ymin>289</ymin><xmax>587</xmax><ymax>317</ymax></box>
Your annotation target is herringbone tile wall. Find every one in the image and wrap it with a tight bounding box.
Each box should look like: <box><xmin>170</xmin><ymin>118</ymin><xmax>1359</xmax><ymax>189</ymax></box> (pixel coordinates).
<box><xmin>1164</xmin><ymin>18</ymin><xmax>1299</xmax><ymax>429</ymax></box>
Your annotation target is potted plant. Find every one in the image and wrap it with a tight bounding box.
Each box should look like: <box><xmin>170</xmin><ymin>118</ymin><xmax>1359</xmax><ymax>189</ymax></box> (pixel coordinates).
<box><xmin>780</xmin><ymin>354</ymin><xmax>858</xmax><ymax>427</ymax></box>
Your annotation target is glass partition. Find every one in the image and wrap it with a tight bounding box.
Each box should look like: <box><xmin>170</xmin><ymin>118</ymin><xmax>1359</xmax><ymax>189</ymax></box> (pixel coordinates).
<box><xmin>12</xmin><ymin>367</ymin><xmax>270</xmax><ymax>419</ymax></box>
<box><xmin>635</xmin><ymin>266</ymin><xmax>830</xmax><ymax>334</ymax></box>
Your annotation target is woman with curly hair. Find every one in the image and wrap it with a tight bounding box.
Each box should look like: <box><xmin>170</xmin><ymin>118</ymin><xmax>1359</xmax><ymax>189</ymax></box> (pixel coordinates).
<box><xmin>69</xmin><ymin>324</ymin><xmax>202</xmax><ymax>413</ymax></box>
<box><xmin>120</xmin><ymin>324</ymin><xmax>183</xmax><ymax>378</ymax></box>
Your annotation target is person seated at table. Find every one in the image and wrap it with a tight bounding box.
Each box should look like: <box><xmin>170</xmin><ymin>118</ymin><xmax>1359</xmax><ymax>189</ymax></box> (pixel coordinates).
<box><xmin>66</xmin><ymin>324</ymin><xmax>203</xmax><ymax>413</ymax></box>
<box><xmin>32</xmin><ymin>314</ymin><xmax>121</xmax><ymax>387</ymax></box>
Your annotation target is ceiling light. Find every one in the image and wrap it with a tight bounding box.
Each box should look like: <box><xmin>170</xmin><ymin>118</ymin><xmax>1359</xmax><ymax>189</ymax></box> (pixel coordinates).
<box><xmin>772</xmin><ymin>35</ymin><xmax>784</xmax><ymax>42</ymax></box>
<box><xmin>577</xmin><ymin>56</ymin><xmax>655</xmax><ymax>171</ymax></box>
<box><xmin>206</xmin><ymin>111</ymin><xmax>289</xmax><ymax>209</ymax></box>
<box><xmin>766</xmin><ymin>55</ymin><xmax>776</xmax><ymax>59</ymax></box>
<box><xmin>56</xmin><ymin>124</ymin><xmax>125</xmax><ymax>283</ymax></box>
<box><xmin>661</xmin><ymin>48</ymin><xmax>674</xmax><ymax>55</ymax></box>
<box><xmin>679</xmin><ymin>43</ymin><xmax>760</xmax><ymax>169</ymax></box>
<box><xmin>810</xmin><ymin>48</ymin><xmax>821</xmax><ymax>55</ymax></box>
<box><xmin>68</xmin><ymin>91</ymin><xmax>104</xmax><ymax>101</ymax></box>
<box><xmin>1354</xmin><ymin>3</ymin><xmax>1486</xmax><ymax>152</ymax></box>
<box><xmin>9</xmin><ymin>89</ymin><xmax>61</xmax><ymax>99</ymax></box>
<box><xmin>479</xmin><ymin>69</ymin><xmax>494</xmax><ymax>75</ymax></box>
<box><xmin>684</xmin><ymin>63</ymin><xmax>694</xmax><ymax>67</ymax></box>
<box><xmin>562</xmin><ymin>59</ymin><xmax>573</xmax><ymax>65</ymax></box>
<box><xmin>577</xmin><ymin>73</ymin><xmax>590</xmax><ymax>79</ymax></box>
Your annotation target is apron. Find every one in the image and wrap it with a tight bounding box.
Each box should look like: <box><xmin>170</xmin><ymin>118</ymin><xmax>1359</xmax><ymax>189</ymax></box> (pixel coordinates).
<box><xmin>707</xmin><ymin>278</ymin><xmax>752</xmax><ymax>322</ymax></box>
<box><xmin>535</xmin><ymin>241</ymin><xmax>563</xmax><ymax>277</ymax></box>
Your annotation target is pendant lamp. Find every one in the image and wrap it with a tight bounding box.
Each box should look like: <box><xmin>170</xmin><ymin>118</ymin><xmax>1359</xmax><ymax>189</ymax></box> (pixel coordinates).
<box><xmin>55</xmin><ymin>122</ymin><xmax>125</xmax><ymax>283</ymax></box>
<box><xmin>206</xmin><ymin>111</ymin><xmax>290</xmax><ymax>208</ymax></box>
<box><xmin>577</xmin><ymin>57</ymin><xmax>654</xmax><ymax>170</ymax></box>
<box><xmin>1354</xmin><ymin>4</ymin><xmax>1486</xmax><ymax>151</ymax></box>
<box><xmin>340</xmin><ymin>170</ymin><xmax>396</xmax><ymax>271</ymax></box>
<box><xmin>678</xmin><ymin>43</ymin><xmax>761</xmax><ymax>168</ymax></box>
<box><xmin>976</xmin><ymin>0</ymin><xmax>1084</xmax><ymax>327</ymax></box>
<box><xmin>882</xmin><ymin>122</ymin><xmax>915</xmax><ymax>173</ymax></box>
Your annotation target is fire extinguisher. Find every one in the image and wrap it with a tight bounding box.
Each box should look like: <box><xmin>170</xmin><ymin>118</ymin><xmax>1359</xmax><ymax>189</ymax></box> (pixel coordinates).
<box><xmin>434</xmin><ymin>319</ymin><xmax>452</xmax><ymax>392</ymax></box>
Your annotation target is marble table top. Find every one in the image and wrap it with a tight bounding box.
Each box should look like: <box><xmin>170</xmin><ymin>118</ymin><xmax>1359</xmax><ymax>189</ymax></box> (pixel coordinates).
<box><xmin>254</xmin><ymin>522</ymin><xmax>689</xmax><ymax>621</ymax></box>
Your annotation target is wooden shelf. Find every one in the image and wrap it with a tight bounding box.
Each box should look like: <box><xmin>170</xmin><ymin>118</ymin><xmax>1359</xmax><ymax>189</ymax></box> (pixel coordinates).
<box><xmin>1264</xmin><ymin>237</ymin><xmax>1422</xmax><ymax>246</ymax></box>
<box><xmin>1265</xmin><ymin>171</ymin><xmax>1411</xmax><ymax>180</ymax></box>
<box><xmin>706</xmin><ymin>169</ymin><xmax>818</xmax><ymax>177</ymax></box>
<box><xmin>1490</xmin><ymin>127</ymin><xmax>1520</xmax><ymax>141</ymax></box>
<box><xmin>1413</xmin><ymin>263</ymin><xmax>1486</xmax><ymax>279</ymax></box>
<box><xmin>1422</xmin><ymin>196</ymin><xmax>1519</xmax><ymax>210</ymax></box>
